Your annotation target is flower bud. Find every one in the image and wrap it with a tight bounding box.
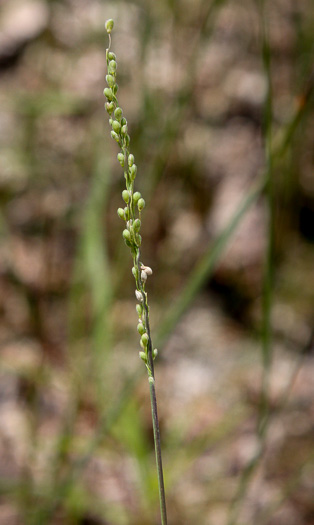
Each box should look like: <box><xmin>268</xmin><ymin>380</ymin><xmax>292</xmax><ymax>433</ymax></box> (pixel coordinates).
<box><xmin>108</xmin><ymin>52</ymin><xmax>116</xmax><ymax>61</ymax></box>
<box><xmin>105</xmin><ymin>19</ymin><xmax>114</xmax><ymax>34</ymax></box>
<box><xmin>111</xmin><ymin>130</ymin><xmax>120</xmax><ymax>143</ymax></box>
<box><xmin>121</xmin><ymin>117</ymin><xmax>127</xmax><ymax>126</ymax></box>
<box><xmin>117</xmin><ymin>152</ymin><xmax>124</xmax><ymax>166</ymax></box>
<box><xmin>137</xmin><ymin>322</ymin><xmax>145</xmax><ymax>335</ymax></box>
<box><xmin>136</xmin><ymin>234</ymin><xmax>142</xmax><ymax>246</ymax></box>
<box><xmin>117</xmin><ymin>208</ymin><xmax>125</xmax><ymax>219</ymax></box>
<box><xmin>106</xmin><ymin>74</ymin><xmax>115</xmax><ymax>87</ymax></box>
<box><xmin>141</xmin><ymin>270</ymin><xmax>147</xmax><ymax>282</ymax></box>
<box><xmin>141</xmin><ymin>265</ymin><xmax>153</xmax><ymax>276</ymax></box>
<box><xmin>133</xmin><ymin>192</ymin><xmax>141</xmax><ymax>203</ymax></box>
<box><xmin>125</xmin><ymin>134</ymin><xmax>130</xmax><ymax>147</ymax></box>
<box><xmin>139</xmin><ymin>351</ymin><xmax>147</xmax><ymax>362</ymax></box>
<box><xmin>105</xmin><ymin>102</ymin><xmax>114</xmax><ymax>114</ymax></box>
<box><xmin>124</xmin><ymin>207</ymin><xmax>130</xmax><ymax>220</ymax></box>
<box><xmin>135</xmin><ymin>290</ymin><xmax>143</xmax><ymax>302</ymax></box>
<box><xmin>128</xmin><ymin>154</ymin><xmax>135</xmax><ymax>167</ymax></box>
<box><xmin>104</xmin><ymin>88</ymin><xmax>113</xmax><ymax>100</ymax></box>
<box><xmin>121</xmin><ymin>124</ymin><xmax>128</xmax><ymax>135</ymax></box>
<box><xmin>108</xmin><ymin>60</ymin><xmax>117</xmax><ymax>74</ymax></box>
<box><xmin>122</xmin><ymin>229</ymin><xmax>131</xmax><ymax>242</ymax></box>
<box><xmin>132</xmin><ymin>266</ymin><xmax>138</xmax><ymax>279</ymax></box>
<box><xmin>112</xmin><ymin>84</ymin><xmax>118</xmax><ymax>95</ymax></box>
<box><xmin>138</xmin><ymin>198</ymin><xmax>145</xmax><ymax>211</ymax></box>
<box><xmin>141</xmin><ymin>333</ymin><xmax>149</xmax><ymax>347</ymax></box>
<box><xmin>114</xmin><ymin>107</ymin><xmax>123</xmax><ymax>120</ymax></box>
<box><xmin>133</xmin><ymin>219</ymin><xmax>141</xmax><ymax>232</ymax></box>
<box><xmin>122</xmin><ymin>190</ymin><xmax>130</xmax><ymax>203</ymax></box>
<box><xmin>112</xmin><ymin>120</ymin><xmax>121</xmax><ymax>133</ymax></box>
<box><xmin>153</xmin><ymin>348</ymin><xmax>158</xmax><ymax>359</ymax></box>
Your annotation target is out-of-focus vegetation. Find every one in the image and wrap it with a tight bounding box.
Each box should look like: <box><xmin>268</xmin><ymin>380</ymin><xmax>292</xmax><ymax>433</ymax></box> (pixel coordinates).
<box><xmin>0</xmin><ymin>1</ymin><xmax>313</xmax><ymax>524</ymax></box>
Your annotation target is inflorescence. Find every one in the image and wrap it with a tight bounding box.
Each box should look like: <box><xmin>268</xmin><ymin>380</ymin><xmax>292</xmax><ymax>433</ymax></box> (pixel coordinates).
<box><xmin>104</xmin><ymin>19</ymin><xmax>157</xmax><ymax>374</ymax></box>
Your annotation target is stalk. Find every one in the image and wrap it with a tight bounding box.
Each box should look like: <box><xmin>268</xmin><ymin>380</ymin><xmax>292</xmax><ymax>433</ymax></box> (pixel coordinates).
<box><xmin>103</xmin><ymin>19</ymin><xmax>167</xmax><ymax>524</ymax></box>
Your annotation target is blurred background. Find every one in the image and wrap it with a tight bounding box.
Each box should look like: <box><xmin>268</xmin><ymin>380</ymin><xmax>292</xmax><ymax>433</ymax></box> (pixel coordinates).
<box><xmin>0</xmin><ymin>0</ymin><xmax>313</xmax><ymax>524</ymax></box>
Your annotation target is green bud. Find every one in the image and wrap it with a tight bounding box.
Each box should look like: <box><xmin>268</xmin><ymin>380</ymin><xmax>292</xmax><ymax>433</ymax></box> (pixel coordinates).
<box><xmin>122</xmin><ymin>229</ymin><xmax>131</xmax><ymax>242</ymax></box>
<box><xmin>122</xmin><ymin>190</ymin><xmax>130</xmax><ymax>203</ymax></box>
<box><xmin>128</xmin><ymin>154</ymin><xmax>135</xmax><ymax>167</ymax></box>
<box><xmin>104</xmin><ymin>87</ymin><xmax>113</xmax><ymax>100</ymax></box>
<box><xmin>112</xmin><ymin>84</ymin><xmax>118</xmax><ymax>95</ymax></box>
<box><xmin>106</xmin><ymin>74</ymin><xmax>115</xmax><ymax>87</ymax></box>
<box><xmin>121</xmin><ymin>124</ymin><xmax>128</xmax><ymax>135</ymax></box>
<box><xmin>136</xmin><ymin>234</ymin><xmax>142</xmax><ymax>246</ymax></box>
<box><xmin>108</xmin><ymin>60</ymin><xmax>117</xmax><ymax>74</ymax></box>
<box><xmin>117</xmin><ymin>208</ymin><xmax>125</xmax><ymax>219</ymax></box>
<box><xmin>137</xmin><ymin>322</ymin><xmax>145</xmax><ymax>335</ymax></box>
<box><xmin>111</xmin><ymin>130</ymin><xmax>120</xmax><ymax>143</ymax></box>
<box><xmin>125</xmin><ymin>134</ymin><xmax>130</xmax><ymax>147</ymax></box>
<box><xmin>138</xmin><ymin>198</ymin><xmax>145</xmax><ymax>211</ymax></box>
<box><xmin>121</xmin><ymin>117</ymin><xmax>127</xmax><ymax>126</ymax></box>
<box><xmin>132</xmin><ymin>267</ymin><xmax>138</xmax><ymax>280</ymax></box>
<box><xmin>136</xmin><ymin>304</ymin><xmax>143</xmax><ymax>316</ymax></box>
<box><xmin>124</xmin><ymin>207</ymin><xmax>130</xmax><ymax>220</ymax></box>
<box><xmin>114</xmin><ymin>107</ymin><xmax>123</xmax><ymax>120</ymax></box>
<box><xmin>139</xmin><ymin>351</ymin><xmax>147</xmax><ymax>362</ymax></box>
<box><xmin>141</xmin><ymin>333</ymin><xmax>149</xmax><ymax>347</ymax></box>
<box><xmin>117</xmin><ymin>153</ymin><xmax>124</xmax><ymax>166</ymax></box>
<box><xmin>105</xmin><ymin>102</ymin><xmax>114</xmax><ymax>114</ymax></box>
<box><xmin>105</xmin><ymin>19</ymin><xmax>114</xmax><ymax>34</ymax></box>
<box><xmin>129</xmin><ymin>164</ymin><xmax>137</xmax><ymax>179</ymax></box>
<box><xmin>112</xmin><ymin>120</ymin><xmax>121</xmax><ymax>133</ymax></box>
<box><xmin>153</xmin><ymin>348</ymin><xmax>158</xmax><ymax>359</ymax></box>
<box><xmin>133</xmin><ymin>192</ymin><xmax>141</xmax><ymax>203</ymax></box>
<box><xmin>108</xmin><ymin>52</ymin><xmax>116</xmax><ymax>61</ymax></box>
<box><xmin>133</xmin><ymin>219</ymin><xmax>141</xmax><ymax>232</ymax></box>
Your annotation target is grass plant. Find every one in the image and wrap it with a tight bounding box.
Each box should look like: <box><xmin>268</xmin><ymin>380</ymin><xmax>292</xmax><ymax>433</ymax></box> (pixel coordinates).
<box><xmin>103</xmin><ymin>19</ymin><xmax>168</xmax><ymax>525</ymax></box>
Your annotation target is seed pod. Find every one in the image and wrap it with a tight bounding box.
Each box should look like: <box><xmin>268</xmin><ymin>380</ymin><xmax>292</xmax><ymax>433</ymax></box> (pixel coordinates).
<box><xmin>105</xmin><ymin>102</ymin><xmax>114</xmax><ymax>114</ymax></box>
<box><xmin>114</xmin><ymin>107</ymin><xmax>123</xmax><ymax>120</ymax></box>
<box><xmin>117</xmin><ymin>208</ymin><xmax>125</xmax><ymax>219</ymax></box>
<box><xmin>133</xmin><ymin>219</ymin><xmax>141</xmax><ymax>232</ymax></box>
<box><xmin>133</xmin><ymin>192</ymin><xmax>141</xmax><ymax>203</ymax></box>
<box><xmin>105</xmin><ymin>19</ymin><xmax>114</xmax><ymax>34</ymax></box>
<box><xmin>137</xmin><ymin>322</ymin><xmax>145</xmax><ymax>335</ymax></box>
<box><xmin>141</xmin><ymin>333</ymin><xmax>149</xmax><ymax>347</ymax></box>
<box><xmin>138</xmin><ymin>198</ymin><xmax>145</xmax><ymax>211</ymax></box>
<box><xmin>136</xmin><ymin>304</ymin><xmax>143</xmax><ymax>316</ymax></box>
<box><xmin>112</xmin><ymin>120</ymin><xmax>121</xmax><ymax>133</ymax></box>
<box><xmin>122</xmin><ymin>229</ymin><xmax>131</xmax><ymax>242</ymax></box>
<box><xmin>111</xmin><ymin>130</ymin><xmax>120</xmax><ymax>143</ymax></box>
<box><xmin>108</xmin><ymin>60</ymin><xmax>117</xmax><ymax>74</ymax></box>
<box><xmin>129</xmin><ymin>164</ymin><xmax>137</xmax><ymax>179</ymax></box>
<box><xmin>122</xmin><ymin>190</ymin><xmax>130</xmax><ymax>203</ymax></box>
<box><xmin>128</xmin><ymin>154</ymin><xmax>135</xmax><ymax>167</ymax></box>
<box><xmin>104</xmin><ymin>88</ymin><xmax>113</xmax><ymax>100</ymax></box>
<box><xmin>117</xmin><ymin>152</ymin><xmax>124</xmax><ymax>166</ymax></box>
<box><xmin>106</xmin><ymin>74</ymin><xmax>115</xmax><ymax>87</ymax></box>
